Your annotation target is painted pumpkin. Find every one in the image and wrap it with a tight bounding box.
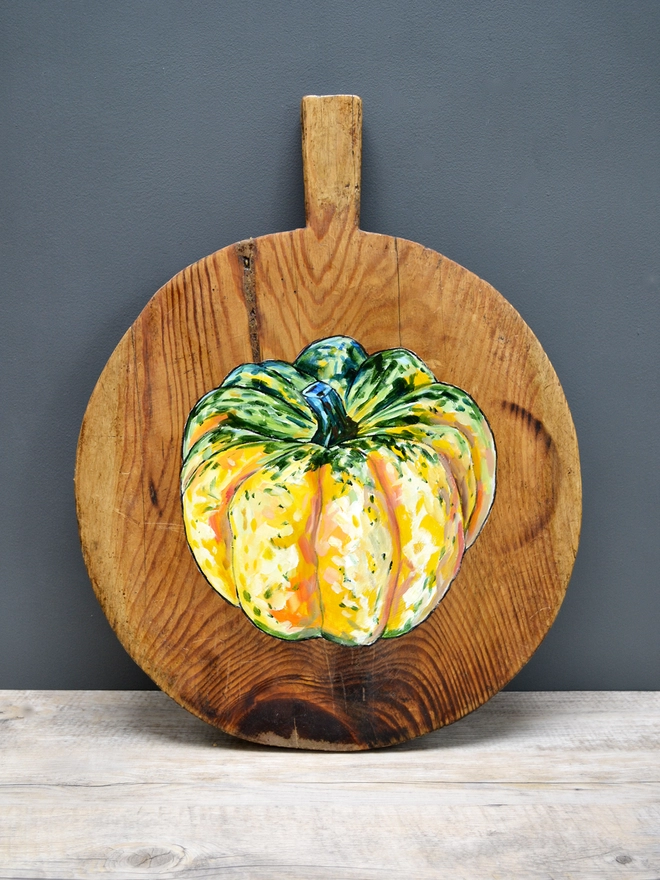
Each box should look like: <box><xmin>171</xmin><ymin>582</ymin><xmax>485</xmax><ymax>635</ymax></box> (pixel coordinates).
<box><xmin>181</xmin><ymin>336</ymin><xmax>496</xmax><ymax>645</ymax></box>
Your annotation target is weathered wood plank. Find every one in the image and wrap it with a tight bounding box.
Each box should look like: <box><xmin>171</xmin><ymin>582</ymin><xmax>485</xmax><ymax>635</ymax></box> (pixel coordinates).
<box><xmin>0</xmin><ymin>691</ymin><xmax>658</xmax><ymax>878</ymax></box>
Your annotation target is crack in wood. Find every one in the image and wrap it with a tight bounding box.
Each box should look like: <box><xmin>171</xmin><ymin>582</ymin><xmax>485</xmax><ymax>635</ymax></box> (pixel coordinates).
<box><xmin>235</xmin><ymin>239</ymin><xmax>260</xmax><ymax>362</ymax></box>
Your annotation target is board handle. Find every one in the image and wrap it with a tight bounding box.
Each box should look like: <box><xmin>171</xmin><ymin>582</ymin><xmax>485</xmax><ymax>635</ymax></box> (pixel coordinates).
<box><xmin>301</xmin><ymin>95</ymin><xmax>362</xmax><ymax>235</ymax></box>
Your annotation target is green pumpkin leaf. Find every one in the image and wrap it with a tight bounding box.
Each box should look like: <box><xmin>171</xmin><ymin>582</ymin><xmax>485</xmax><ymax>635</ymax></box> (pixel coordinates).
<box><xmin>221</xmin><ymin>361</ymin><xmax>313</xmax><ymax>414</ymax></box>
<box><xmin>294</xmin><ymin>336</ymin><xmax>367</xmax><ymax>402</ymax></box>
<box><xmin>345</xmin><ymin>349</ymin><xmax>436</xmax><ymax>422</ymax></box>
<box><xmin>183</xmin><ymin>385</ymin><xmax>316</xmax><ymax>457</ymax></box>
<box><xmin>359</xmin><ymin>382</ymin><xmax>490</xmax><ymax>444</ymax></box>
<box><xmin>261</xmin><ymin>360</ymin><xmax>315</xmax><ymax>392</ymax></box>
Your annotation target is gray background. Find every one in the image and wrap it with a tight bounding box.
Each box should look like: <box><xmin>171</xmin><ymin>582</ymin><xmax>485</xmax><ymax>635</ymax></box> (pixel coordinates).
<box><xmin>1</xmin><ymin>2</ymin><xmax>658</xmax><ymax>690</ymax></box>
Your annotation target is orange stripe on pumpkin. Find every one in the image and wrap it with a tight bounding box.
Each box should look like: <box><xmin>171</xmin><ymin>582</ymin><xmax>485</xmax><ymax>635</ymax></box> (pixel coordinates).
<box><xmin>187</xmin><ymin>413</ymin><xmax>228</xmax><ymax>449</ymax></box>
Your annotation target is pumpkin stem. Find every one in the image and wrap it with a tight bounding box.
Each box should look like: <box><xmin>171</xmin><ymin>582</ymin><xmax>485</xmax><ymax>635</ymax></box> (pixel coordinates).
<box><xmin>303</xmin><ymin>381</ymin><xmax>358</xmax><ymax>447</ymax></box>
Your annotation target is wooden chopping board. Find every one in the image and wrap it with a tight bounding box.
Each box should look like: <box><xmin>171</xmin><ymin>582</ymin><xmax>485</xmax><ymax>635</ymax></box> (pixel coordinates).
<box><xmin>75</xmin><ymin>95</ymin><xmax>581</xmax><ymax>750</ymax></box>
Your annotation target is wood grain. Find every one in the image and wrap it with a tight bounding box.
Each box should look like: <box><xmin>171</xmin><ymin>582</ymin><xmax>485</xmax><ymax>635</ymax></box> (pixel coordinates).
<box><xmin>1</xmin><ymin>691</ymin><xmax>658</xmax><ymax>879</ymax></box>
<box><xmin>75</xmin><ymin>95</ymin><xmax>582</xmax><ymax>749</ymax></box>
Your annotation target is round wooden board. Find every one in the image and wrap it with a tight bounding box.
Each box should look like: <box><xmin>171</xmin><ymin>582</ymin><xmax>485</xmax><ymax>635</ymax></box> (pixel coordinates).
<box><xmin>75</xmin><ymin>96</ymin><xmax>581</xmax><ymax>749</ymax></box>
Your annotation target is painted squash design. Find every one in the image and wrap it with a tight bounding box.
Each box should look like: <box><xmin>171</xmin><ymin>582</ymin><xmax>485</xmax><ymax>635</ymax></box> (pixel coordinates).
<box><xmin>181</xmin><ymin>336</ymin><xmax>496</xmax><ymax>645</ymax></box>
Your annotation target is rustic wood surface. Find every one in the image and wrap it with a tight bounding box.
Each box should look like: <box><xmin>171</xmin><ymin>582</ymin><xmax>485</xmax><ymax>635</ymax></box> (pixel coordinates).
<box><xmin>74</xmin><ymin>95</ymin><xmax>582</xmax><ymax>749</ymax></box>
<box><xmin>1</xmin><ymin>691</ymin><xmax>658</xmax><ymax>879</ymax></box>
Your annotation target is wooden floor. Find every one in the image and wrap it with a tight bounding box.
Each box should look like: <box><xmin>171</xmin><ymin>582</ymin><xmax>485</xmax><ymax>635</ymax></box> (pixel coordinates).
<box><xmin>0</xmin><ymin>691</ymin><xmax>658</xmax><ymax>879</ymax></box>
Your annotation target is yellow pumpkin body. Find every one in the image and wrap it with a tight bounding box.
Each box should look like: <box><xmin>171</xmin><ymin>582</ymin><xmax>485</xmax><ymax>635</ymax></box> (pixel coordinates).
<box><xmin>181</xmin><ymin>336</ymin><xmax>495</xmax><ymax>645</ymax></box>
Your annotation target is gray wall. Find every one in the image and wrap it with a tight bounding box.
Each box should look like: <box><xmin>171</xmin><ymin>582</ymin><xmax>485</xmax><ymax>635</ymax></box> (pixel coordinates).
<box><xmin>1</xmin><ymin>2</ymin><xmax>658</xmax><ymax>690</ymax></box>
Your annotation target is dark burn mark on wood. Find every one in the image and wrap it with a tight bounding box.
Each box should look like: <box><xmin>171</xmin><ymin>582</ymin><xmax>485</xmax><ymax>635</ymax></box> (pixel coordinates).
<box><xmin>502</xmin><ymin>400</ymin><xmax>553</xmax><ymax>451</ymax></box>
<box><xmin>522</xmin><ymin>489</ymin><xmax>558</xmax><ymax>545</ymax></box>
<box><xmin>216</xmin><ymin>664</ymin><xmax>413</xmax><ymax>748</ymax></box>
<box><xmin>501</xmin><ymin>400</ymin><xmax>560</xmax><ymax>547</ymax></box>
<box><xmin>194</xmin><ymin>695</ymin><xmax>221</xmax><ymax>723</ymax></box>
<box><xmin>235</xmin><ymin>239</ymin><xmax>260</xmax><ymax>362</ymax></box>
<box><xmin>237</xmin><ymin>698</ymin><xmax>355</xmax><ymax>745</ymax></box>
